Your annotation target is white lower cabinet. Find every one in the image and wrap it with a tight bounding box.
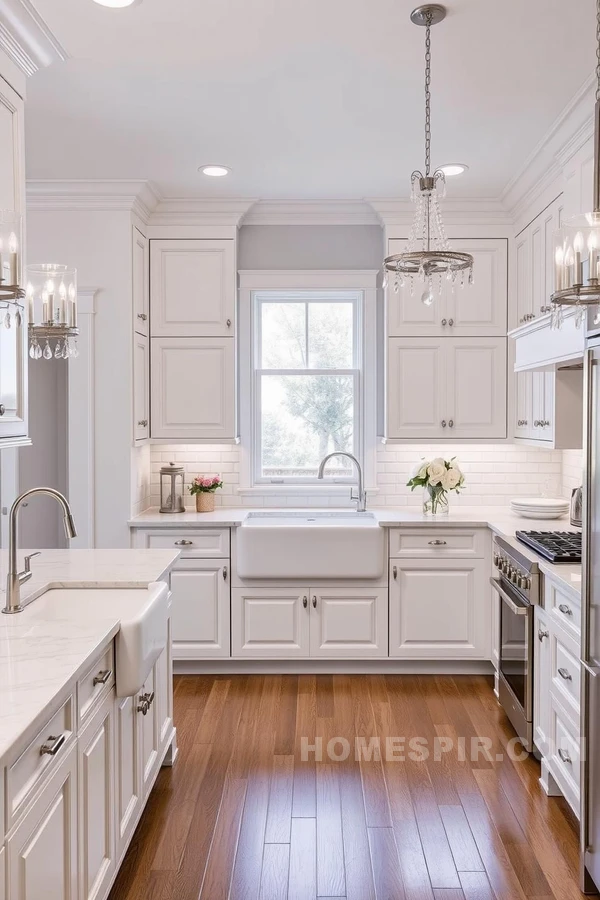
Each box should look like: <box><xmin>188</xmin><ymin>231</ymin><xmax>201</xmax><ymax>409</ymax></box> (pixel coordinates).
<box><xmin>78</xmin><ymin>694</ymin><xmax>115</xmax><ymax>900</ymax></box>
<box><xmin>170</xmin><ymin>559</ymin><xmax>230</xmax><ymax>658</ymax></box>
<box><xmin>231</xmin><ymin>586</ymin><xmax>388</xmax><ymax>658</ymax></box>
<box><xmin>7</xmin><ymin>744</ymin><xmax>78</xmax><ymax>900</ymax></box>
<box><xmin>114</xmin><ymin>694</ymin><xmax>141</xmax><ymax>860</ymax></box>
<box><xmin>389</xmin><ymin>558</ymin><xmax>489</xmax><ymax>658</ymax></box>
<box><xmin>534</xmin><ymin>605</ymin><xmax>551</xmax><ymax>754</ymax></box>
<box><xmin>140</xmin><ymin>665</ymin><xmax>161</xmax><ymax>795</ymax></box>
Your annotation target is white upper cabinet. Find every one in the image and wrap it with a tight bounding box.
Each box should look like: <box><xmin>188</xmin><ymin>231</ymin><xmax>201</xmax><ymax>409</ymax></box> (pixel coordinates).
<box><xmin>387</xmin><ymin>238</ymin><xmax>507</xmax><ymax>336</ymax></box>
<box><xmin>133</xmin><ymin>228</ymin><xmax>149</xmax><ymax>337</ymax></box>
<box><xmin>387</xmin><ymin>337</ymin><xmax>507</xmax><ymax>440</ymax></box>
<box><xmin>513</xmin><ymin>368</ymin><xmax>582</xmax><ymax>449</ymax></box>
<box><xmin>151</xmin><ymin>336</ymin><xmax>236</xmax><ymax>440</ymax></box>
<box><xmin>150</xmin><ymin>239</ymin><xmax>235</xmax><ymax>337</ymax></box>
<box><xmin>0</xmin><ymin>78</ymin><xmax>26</xmax><ymax>445</ymax></box>
<box><xmin>133</xmin><ymin>334</ymin><xmax>149</xmax><ymax>444</ymax></box>
<box><xmin>514</xmin><ymin>194</ymin><xmax>563</xmax><ymax>326</ymax></box>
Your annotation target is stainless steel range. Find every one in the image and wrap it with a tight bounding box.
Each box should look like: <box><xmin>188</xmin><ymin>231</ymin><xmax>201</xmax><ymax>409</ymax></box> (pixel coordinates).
<box><xmin>491</xmin><ymin>535</ymin><xmax>541</xmax><ymax>751</ymax></box>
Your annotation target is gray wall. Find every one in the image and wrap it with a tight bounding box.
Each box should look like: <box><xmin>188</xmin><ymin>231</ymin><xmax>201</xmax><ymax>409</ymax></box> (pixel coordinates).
<box><xmin>238</xmin><ymin>225</ymin><xmax>384</xmax><ymax>270</ymax></box>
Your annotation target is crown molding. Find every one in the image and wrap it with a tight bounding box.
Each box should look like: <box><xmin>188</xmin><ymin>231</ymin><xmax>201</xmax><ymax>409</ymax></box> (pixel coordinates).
<box><xmin>26</xmin><ymin>180</ymin><xmax>162</xmax><ymax>217</ymax></box>
<box><xmin>242</xmin><ymin>199</ymin><xmax>381</xmax><ymax>226</ymax></box>
<box><xmin>367</xmin><ymin>197</ymin><xmax>513</xmax><ymax>228</ymax></box>
<box><xmin>0</xmin><ymin>0</ymin><xmax>67</xmax><ymax>77</ymax></box>
<box><xmin>151</xmin><ymin>197</ymin><xmax>256</xmax><ymax>227</ymax></box>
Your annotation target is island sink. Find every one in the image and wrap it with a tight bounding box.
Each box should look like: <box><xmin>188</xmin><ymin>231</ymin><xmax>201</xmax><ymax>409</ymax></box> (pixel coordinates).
<box><xmin>236</xmin><ymin>511</ymin><xmax>386</xmax><ymax>579</ymax></box>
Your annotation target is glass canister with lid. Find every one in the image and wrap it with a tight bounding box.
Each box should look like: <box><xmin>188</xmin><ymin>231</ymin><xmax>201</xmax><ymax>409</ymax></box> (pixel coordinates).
<box><xmin>159</xmin><ymin>462</ymin><xmax>185</xmax><ymax>514</ymax></box>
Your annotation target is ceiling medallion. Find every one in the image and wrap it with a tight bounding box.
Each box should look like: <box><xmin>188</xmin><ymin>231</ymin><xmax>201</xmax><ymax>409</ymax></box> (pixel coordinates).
<box><xmin>383</xmin><ymin>4</ymin><xmax>473</xmax><ymax>306</ymax></box>
<box><xmin>551</xmin><ymin>0</ymin><xmax>600</xmax><ymax>328</ymax></box>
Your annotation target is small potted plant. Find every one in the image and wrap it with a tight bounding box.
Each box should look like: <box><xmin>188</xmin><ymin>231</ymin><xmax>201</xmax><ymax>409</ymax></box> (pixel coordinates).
<box><xmin>407</xmin><ymin>457</ymin><xmax>465</xmax><ymax>516</ymax></box>
<box><xmin>189</xmin><ymin>474</ymin><xmax>223</xmax><ymax>513</ymax></box>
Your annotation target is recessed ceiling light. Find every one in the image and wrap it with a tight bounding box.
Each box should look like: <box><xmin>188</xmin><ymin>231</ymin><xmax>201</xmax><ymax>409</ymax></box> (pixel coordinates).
<box><xmin>439</xmin><ymin>163</ymin><xmax>469</xmax><ymax>177</ymax></box>
<box><xmin>92</xmin><ymin>0</ymin><xmax>141</xmax><ymax>6</ymax></box>
<box><xmin>200</xmin><ymin>165</ymin><xmax>231</xmax><ymax>177</ymax></box>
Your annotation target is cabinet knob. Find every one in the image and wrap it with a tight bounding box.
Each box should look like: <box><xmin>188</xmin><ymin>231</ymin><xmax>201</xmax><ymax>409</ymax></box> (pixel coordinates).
<box><xmin>40</xmin><ymin>733</ymin><xmax>66</xmax><ymax>756</ymax></box>
<box><xmin>538</xmin><ymin>628</ymin><xmax>549</xmax><ymax>642</ymax></box>
<box><xmin>448</xmin><ymin>419</ymin><xmax>454</xmax><ymax>428</ymax></box>
<box><xmin>558</xmin><ymin>603</ymin><xmax>573</xmax><ymax>616</ymax></box>
<box><xmin>137</xmin><ymin>313</ymin><xmax>148</xmax><ymax>321</ymax></box>
<box><xmin>428</xmin><ymin>539</ymin><xmax>447</xmax><ymax>546</ymax></box>
<box><xmin>312</xmin><ymin>595</ymin><xmax>317</xmax><ymax>608</ymax></box>
<box><xmin>174</xmin><ymin>539</ymin><xmax>193</xmax><ymax>546</ymax></box>
<box><xmin>534</xmin><ymin>420</ymin><xmax>541</xmax><ymax>428</ymax></box>
<box><xmin>226</xmin><ymin>318</ymin><xmax>232</xmax><ymax>328</ymax></box>
<box><xmin>0</xmin><ymin>404</ymin><xmax>5</xmax><ymax>416</ymax></box>
<box><xmin>558</xmin><ymin>747</ymin><xmax>572</xmax><ymax>765</ymax></box>
<box><xmin>441</xmin><ymin>318</ymin><xmax>447</xmax><ymax>326</ymax></box>
<box><xmin>392</xmin><ymin>565</ymin><xmax>398</xmax><ymax>580</ymax></box>
<box><xmin>138</xmin><ymin>419</ymin><xmax>148</xmax><ymax>428</ymax></box>
<box><xmin>223</xmin><ymin>566</ymin><xmax>228</xmax><ymax>580</ymax></box>
<box><xmin>303</xmin><ymin>595</ymin><xmax>308</xmax><ymax>609</ymax></box>
<box><xmin>558</xmin><ymin>667</ymin><xmax>572</xmax><ymax>681</ymax></box>
<box><xmin>137</xmin><ymin>700</ymin><xmax>149</xmax><ymax>716</ymax></box>
<box><xmin>448</xmin><ymin>318</ymin><xmax>454</xmax><ymax>327</ymax></box>
<box><xmin>441</xmin><ymin>420</ymin><xmax>447</xmax><ymax>428</ymax></box>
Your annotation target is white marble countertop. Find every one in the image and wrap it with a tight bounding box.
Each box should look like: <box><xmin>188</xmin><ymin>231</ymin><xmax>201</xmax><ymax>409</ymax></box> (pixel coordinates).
<box><xmin>0</xmin><ymin>549</ymin><xmax>179</xmax><ymax>765</ymax></box>
<box><xmin>129</xmin><ymin>506</ymin><xmax>582</xmax><ymax>598</ymax></box>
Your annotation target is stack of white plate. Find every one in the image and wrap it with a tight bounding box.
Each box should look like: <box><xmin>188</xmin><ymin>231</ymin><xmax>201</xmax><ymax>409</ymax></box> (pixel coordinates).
<box><xmin>510</xmin><ymin>497</ymin><xmax>570</xmax><ymax>520</ymax></box>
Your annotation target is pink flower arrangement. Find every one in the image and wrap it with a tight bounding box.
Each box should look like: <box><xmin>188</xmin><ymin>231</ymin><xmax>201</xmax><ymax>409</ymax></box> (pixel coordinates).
<box><xmin>189</xmin><ymin>474</ymin><xmax>223</xmax><ymax>495</ymax></box>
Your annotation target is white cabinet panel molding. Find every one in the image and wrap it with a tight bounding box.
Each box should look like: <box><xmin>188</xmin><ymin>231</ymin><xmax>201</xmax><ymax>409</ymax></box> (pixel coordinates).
<box><xmin>232</xmin><ymin>588</ymin><xmax>310</xmax><ymax>658</ymax></box>
<box><xmin>171</xmin><ymin>560</ymin><xmax>230</xmax><ymax>659</ymax></box>
<box><xmin>446</xmin><ymin>338</ymin><xmax>507</xmax><ymax>439</ymax></box>
<box><xmin>309</xmin><ymin>588</ymin><xmax>388</xmax><ymax>658</ymax></box>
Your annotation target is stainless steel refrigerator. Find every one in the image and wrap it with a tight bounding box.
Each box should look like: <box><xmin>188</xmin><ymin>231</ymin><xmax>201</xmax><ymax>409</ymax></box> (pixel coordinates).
<box><xmin>581</xmin><ymin>334</ymin><xmax>600</xmax><ymax>892</ymax></box>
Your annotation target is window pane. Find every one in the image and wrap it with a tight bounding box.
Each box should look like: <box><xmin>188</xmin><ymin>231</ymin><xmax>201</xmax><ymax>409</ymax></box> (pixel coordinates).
<box><xmin>261</xmin><ymin>374</ymin><xmax>354</xmax><ymax>478</ymax></box>
<box><xmin>260</xmin><ymin>302</ymin><xmax>306</xmax><ymax>368</ymax></box>
<box><xmin>308</xmin><ymin>302</ymin><xmax>354</xmax><ymax>368</ymax></box>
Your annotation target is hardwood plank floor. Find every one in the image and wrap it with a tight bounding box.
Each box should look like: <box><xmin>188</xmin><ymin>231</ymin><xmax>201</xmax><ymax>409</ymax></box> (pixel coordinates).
<box><xmin>109</xmin><ymin>674</ymin><xmax>598</xmax><ymax>900</ymax></box>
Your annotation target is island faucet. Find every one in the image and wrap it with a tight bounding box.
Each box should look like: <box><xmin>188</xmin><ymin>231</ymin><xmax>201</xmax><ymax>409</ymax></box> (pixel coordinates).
<box><xmin>318</xmin><ymin>452</ymin><xmax>367</xmax><ymax>512</ymax></box>
<box><xmin>2</xmin><ymin>487</ymin><xmax>77</xmax><ymax>615</ymax></box>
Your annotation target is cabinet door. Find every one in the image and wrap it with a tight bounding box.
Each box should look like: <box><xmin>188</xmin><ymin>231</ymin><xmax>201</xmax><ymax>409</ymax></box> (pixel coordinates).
<box><xmin>534</xmin><ymin>606</ymin><xmax>551</xmax><ymax>755</ymax></box>
<box><xmin>79</xmin><ymin>693</ymin><xmax>115</xmax><ymax>900</ymax></box>
<box><xmin>446</xmin><ymin>239</ymin><xmax>508</xmax><ymax>335</ymax></box>
<box><xmin>133</xmin><ymin>333</ymin><xmax>149</xmax><ymax>443</ymax></box>
<box><xmin>133</xmin><ymin>227</ymin><xmax>149</xmax><ymax>336</ymax></box>
<box><xmin>530</xmin><ymin>371</ymin><xmax>554</xmax><ymax>443</ymax></box>
<box><xmin>140</xmin><ymin>665</ymin><xmax>160</xmax><ymax>796</ymax></box>
<box><xmin>8</xmin><ymin>745</ymin><xmax>78</xmax><ymax>900</ymax></box>
<box><xmin>171</xmin><ymin>559</ymin><xmax>230</xmax><ymax>658</ymax></box>
<box><xmin>151</xmin><ymin>336</ymin><xmax>235</xmax><ymax>440</ymax></box>
<box><xmin>150</xmin><ymin>239</ymin><xmax>235</xmax><ymax>337</ymax></box>
<box><xmin>389</xmin><ymin>559</ymin><xmax>489</xmax><ymax>658</ymax></box>
<box><xmin>516</xmin><ymin>230</ymin><xmax>532</xmax><ymax>325</ymax></box>
<box><xmin>154</xmin><ymin>641</ymin><xmax>173</xmax><ymax>757</ymax></box>
<box><xmin>446</xmin><ymin>338</ymin><xmax>507</xmax><ymax>439</ymax></box>
<box><xmin>386</xmin><ymin>240</ymin><xmax>444</xmax><ymax>336</ymax></box>
<box><xmin>309</xmin><ymin>588</ymin><xmax>388</xmax><ymax>657</ymax></box>
<box><xmin>542</xmin><ymin>198</ymin><xmax>563</xmax><ymax>313</ymax></box>
<box><xmin>231</xmin><ymin>588</ymin><xmax>310</xmax><ymax>657</ymax></box>
<box><xmin>114</xmin><ymin>695</ymin><xmax>141</xmax><ymax>861</ymax></box>
<box><xmin>514</xmin><ymin>370</ymin><xmax>533</xmax><ymax>439</ymax></box>
<box><xmin>530</xmin><ymin>221</ymin><xmax>544</xmax><ymax>321</ymax></box>
<box><xmin>387</xmin><ymin>338</ymin><xmax>446</xmax><ymax>439</ymax></box>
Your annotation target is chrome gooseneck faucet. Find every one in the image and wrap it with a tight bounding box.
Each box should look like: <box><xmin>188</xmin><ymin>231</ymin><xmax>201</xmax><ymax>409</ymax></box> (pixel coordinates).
<box><xmin>317</xmin><ymin>452</ymin><xmax>367</xmax><ymax>512</ymax></box>
<box><xmin>2</xmin><ymin>487</ymin><xmax>77</xmax><ymax>615</ymax></box>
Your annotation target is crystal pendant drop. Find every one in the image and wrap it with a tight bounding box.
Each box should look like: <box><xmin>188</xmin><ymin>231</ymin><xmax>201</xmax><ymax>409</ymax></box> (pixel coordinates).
<box><xmin>54</xmin><ymin>341</ymin><xmax>62</xmax><ymax>359</ymax></box>
<box><xmin>43</xmin><ymin>340</ymin><xmax>52</xmax><ymax>360</ymax></box>
<box><xmin>4</xmin><ymin>310</ymin><xmax>10</xmax><ymax>329</ymax></box>
<box><xmin>29</xmin><ymin>340</ymin><xmax>36</xmax><ymax>359</ymax></box>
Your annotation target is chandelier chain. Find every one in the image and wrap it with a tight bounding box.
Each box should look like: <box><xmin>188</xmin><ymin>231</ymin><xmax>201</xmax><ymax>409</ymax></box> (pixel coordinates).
<box><xmin>424</xmin><ymin>11</ymin><xmax>432</xmax><ymax>175</ymax></box>
<box><xmin>597</xmin><ymin>0</ymin><xmax>600</xmax><ymax>101</ymax></box>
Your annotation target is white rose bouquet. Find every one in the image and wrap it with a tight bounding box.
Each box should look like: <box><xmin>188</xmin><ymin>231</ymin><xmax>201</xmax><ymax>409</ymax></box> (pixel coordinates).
<box><xmin>407</xmin><ymin>456</ymin><xmax>465</xmax><ymax>516</ymax></box>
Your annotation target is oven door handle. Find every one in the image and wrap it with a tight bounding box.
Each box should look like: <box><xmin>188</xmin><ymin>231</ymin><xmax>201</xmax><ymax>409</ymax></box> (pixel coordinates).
<box><xmin>489</xmin><ymin>577</ymin><xmax>530</xmax><ymax>615</ymax></box>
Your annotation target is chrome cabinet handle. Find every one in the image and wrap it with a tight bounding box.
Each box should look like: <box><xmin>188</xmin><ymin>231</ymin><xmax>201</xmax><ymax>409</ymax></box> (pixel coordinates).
<box><xmin>303</xmin><ymin>595</ymin><xmax>308</xmax><ymax>609</ymax></box>
<box><xmin>93</xmin><ymin>669</ymin><xmax>112</xmax><ymax>686</ymax></box>
<box><xmin>441</xmin><ymin>318</ymin><xmax>447</xmax><ymax>326</ymax></box>
<box><xmin>145</xmin><ymin>691</ymin><xmax>155</xmax><ymax>706</ymax></box>
<box><xmin>392</xmin><ymin>565</ymin><xmax>398</xmax><ymax>580</ymax></box>
<box><xmin>441</xmin><ymin>420</ymin><xmax>447</xmax><ymax>428</ymax></box>
<box><xmin>558</xmin><ymin>747</ymin><xmax>572</xmax><ymax>765</ymax></box>
<box><xmin>558</xmin><ymin>667</ymin><xmax>572</xmax><ymax>681</ymax></box>
<box><xmin>137</xmin><ymin>313</ymin><xmax>148</xmax><ymax>321</ymax></box>
<box><xmin>428</xmin><ymin>539</ymin><xmax>447</xmax><ymax>546</ymax></box>
<box><xmin>0</xmin><ymin>404</ymin><xmax>5</xmax><ymax>416</ymax></box>
<box><xmin>174</xmin><ymin>539</ymin><xmax>193</xmax><ymax>546</ymax></box>
<box><xmin>448</xmin><ymin>318</ymin><xmax>454</xmax><ymax>327</ymax></box>
<box><xmin>538</xmin><ymin>628</ymin><xmax>549</xmax><ymax>642</ymax></box>
<box><xmin>534</xmin><ymin>420</ymin><xmax>541</xmax><ymax>427</ymax></box>
<box><xmin>312</xmin><ymin>595</ymin><xmax>317</xmax><ymax>609</ymax></box>
<box><xmin>226</xmin><ymin>318</ymin><xmax>232</xmax><ymax>328</ymax></box>
<box><xmin>558</xmin><ymin>603</ymin><xmax>573</xmax><ymax>616</ymax></box>
<box><xmin>137</xmin><ymin>419</ymin><xmax>148</xmax><ymax>427</ymax></box>
<box><xmin>40</xmin><ymin>734</ymin><xmax>66</xmax><ymax>756</ymax></box>
<box><xmin>223</xmin><ymin>566</ymin><xmax>228</xmax><ymax>580</ymax></box>
<box><xmin>137</xmin><ymin>700</ymin><xmax>149</xmax><ymax>716</ymax></box>
<box><xmin>448</xmin><ymin>419</ymin><xmax>454</xmax><ymax>428</ymax></box>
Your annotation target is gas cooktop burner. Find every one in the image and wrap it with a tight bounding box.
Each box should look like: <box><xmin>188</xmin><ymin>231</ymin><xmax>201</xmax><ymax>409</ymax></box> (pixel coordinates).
<box><xmin>515</xmin><ymin>530</ymin><xmax>582</xmax><ymax>564</ymax></box>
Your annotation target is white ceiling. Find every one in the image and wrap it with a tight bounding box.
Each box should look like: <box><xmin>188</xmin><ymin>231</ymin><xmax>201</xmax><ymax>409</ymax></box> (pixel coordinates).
<box><xmin>24</xmin><ymin>0</ymin><xmax>595</xmax><ymax>200</ymax></box>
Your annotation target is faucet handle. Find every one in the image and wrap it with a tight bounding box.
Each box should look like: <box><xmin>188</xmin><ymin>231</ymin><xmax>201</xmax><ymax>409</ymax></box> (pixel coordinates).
<box><xmin>24</xmin><ymin>552</ymin><xmax>41</xmax><ymax>573</ymax></box>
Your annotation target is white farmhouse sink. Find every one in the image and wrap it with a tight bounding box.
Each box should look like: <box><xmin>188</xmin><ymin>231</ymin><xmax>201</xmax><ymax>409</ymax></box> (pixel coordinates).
<box><xmin>32</xmin><ymin>582</ymin><xmax>169</xmax><ymax>697</ymax></box>
<box><xmin>236</xmin><ymin>512</ymin><xmax>385</xmax><ymax>579</ymax></box>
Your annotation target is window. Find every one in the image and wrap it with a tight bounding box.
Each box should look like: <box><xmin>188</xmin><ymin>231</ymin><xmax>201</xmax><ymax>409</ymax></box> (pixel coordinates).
<box><xmin>253</xmin><ymin>291</ymin><xmax>362</xmax><ymax>484</ymax></box>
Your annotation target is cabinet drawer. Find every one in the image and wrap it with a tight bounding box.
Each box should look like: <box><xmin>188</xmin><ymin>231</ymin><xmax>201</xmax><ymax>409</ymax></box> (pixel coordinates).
<box><xmin>389</xmin><ymin>528</ymin><xmax>487</xmax><ymax>558</ymax></box>
<box><xmin>551</xmin><ymin>630</ymin><xmax>580</xmax><ymax>717</ymax></box>
<box><xmin>546</xmin><ymin>579</ymin><xmax>581</xmax><ymax>639</ymax></box>
<box><xmin>7</xmin><ymin>694</ymin><xmax>74</xmax><ymax>827</ymax></box>
<box><xmin>142</xmin><ymin>528</ymin><xmax>230</xmax><ymax>558</ymax></box>
<box><xmin>550</xmin><ymin>696</ymin><xmax>580</xmax><ymax>801</ymax></box>
<box><xmin>77</xmin><ymin>642</ymin><xmax>115</xmax><ymax>727</ymax></box>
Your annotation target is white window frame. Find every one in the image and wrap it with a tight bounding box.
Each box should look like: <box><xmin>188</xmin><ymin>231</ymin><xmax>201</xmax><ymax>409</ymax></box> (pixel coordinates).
<box><xmin>238</xmin><ymin>270</ymin><xmax>379</xmax><ymax>497</ymax></box>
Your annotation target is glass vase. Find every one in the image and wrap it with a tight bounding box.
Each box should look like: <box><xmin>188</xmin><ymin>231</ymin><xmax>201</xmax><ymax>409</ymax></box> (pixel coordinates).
<box><xmin>423</xmin><ymin>484</ymin><xmax>449</xmax><ymax>516</ymax></box>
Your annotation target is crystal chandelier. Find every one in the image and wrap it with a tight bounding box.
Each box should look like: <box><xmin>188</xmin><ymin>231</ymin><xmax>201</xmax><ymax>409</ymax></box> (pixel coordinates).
<box><xmin>551</xmin><ymin>0</ymin><xmax>600</xmax><ymax>328</ymax></box>
<box><xmin>383</xmin><ymin>4</ymin><xmax>473</xmax><ymax>305</ymax></box>
<box><xmin>26</xmin><ymin>264</ymin><xmax>79</xmax><ymax>360</ymax></box>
